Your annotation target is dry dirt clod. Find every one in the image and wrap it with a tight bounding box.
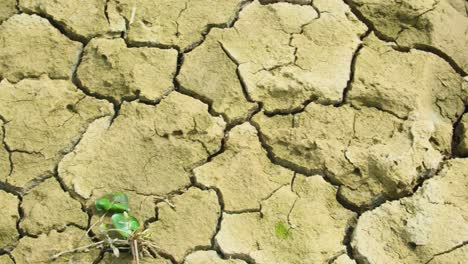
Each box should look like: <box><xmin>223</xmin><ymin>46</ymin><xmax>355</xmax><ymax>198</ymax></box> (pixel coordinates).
<box><xmin>0</xmin><ymin>77</ymin><xmax>114</xmax><ymax>188</ymax></box>
<box><xmin>352</xmin><ymin>158</ymin><xmax>468</xmax><ymax>264</ymax></box>
<box><xmin>178</xmin><ymin>34</ymin><xmax>258</xmax><ymax>124</ymax></box>
<box><xmin>179</xmin><ymin>1</ymin><xmax>319</xmax><ymax>117</ymax></box>
<box><xmin>11</xmin><ymin>226</ymin><xmax>100</xmax><ymax>264</ymax></box>
<box><xmin>0</xmin><ymin>190</ymin><xmax>19</xmax><ymax>249</ymax></box>
<box><xmin>184</xmin><ymin>250</ymin><xmax>247</xmax><ymax>264</ymax></box>
<box><xmin>253</xmin><ymin>103</ymin><xmax>445</xmax><ymax>209</ymax></box>
<box><xmin>147</xmin><ymin>188</ymin><xmax>221</xmax><ymax>263</ymax></box>
<box><xmin>178</xmin><ymin>0</ymin><xmax>368</xmax><ymax>117</ymax></box>
<box><xmin>348</xmin><ymin>33</ymin><xmax>466</xmax><ymax>128</ymax></box>
<box><xmin>0</xmin><ymin>0</ymin><xmax>16</xmax><ymax>22</ymax></box>
<box><xmin>59</xmin><ymin>91</ymin><xmax>225</xmax><ymax>202</ymax></box>
<box><xmin>216</xmin><ymin>175</ymin><xmax>356</xmax><ymax>264</ymax></box>
<box><xmin>195</xmin><ymin>122</ymin><xmax>293</xmax><ymax>212</ymax></box>
<box><xmin>238</xmin><ymin>0</ymin><xmax>367</xmax><ymax>112</ymax></box>
<box><xmin>19</xmin><ymin>0</ymin><xmax>125</xmax><ymax>40</ymax></box>
<box><xmin>20</xmin><ymin>178</ymin><xmax>87</xmax><ymax>236</ymax></box>
<box><xmin>110</xmin><ymin>0</ymin><xmax>244</xmax><ymax>50</ymax></box>
<box><xmin>219</xmin><ymin>2</ymin><xmax>318</xmax><ymax>113</ymax></box>
<box><xmin>0</xmin><ymin>255</ymin><xmax>14</xmax><ymax>264</ymax></box>
<box><xmin>216</xmin><ymin>1</ymin><xmax>315</xmax><ymax>69</ymax></box>
<box><xmin>0</xmin><ymin>14</ymin><xmax>82</xmax><ymax>82</ymax></box>
<box><xmin>77</xmin><ymin>38</ymin><xmax>178</xmax><ymax>104</ymax></box>
<box><xmin>348</xmin><ymin>0</ymin><xmax>468</xmax><ymax>73</ymax></box>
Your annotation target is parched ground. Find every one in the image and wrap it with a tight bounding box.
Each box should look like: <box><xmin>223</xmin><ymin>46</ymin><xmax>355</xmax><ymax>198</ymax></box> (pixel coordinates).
<box><xmin>0</xmin><ymin>0</ymin><xmax>467</xmax><ymax>263</ymax></box>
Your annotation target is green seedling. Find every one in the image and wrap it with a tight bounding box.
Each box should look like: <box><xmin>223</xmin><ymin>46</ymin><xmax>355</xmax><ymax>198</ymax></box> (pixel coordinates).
<box><xmin>274</xmin><ymin>221</ymin><xmax>290</xmax><ymax>239</ymax></box>
<box><xmin>52</xmin><ymin>192</ymin><xmax>168</xmax><ymax>264</ymax></box>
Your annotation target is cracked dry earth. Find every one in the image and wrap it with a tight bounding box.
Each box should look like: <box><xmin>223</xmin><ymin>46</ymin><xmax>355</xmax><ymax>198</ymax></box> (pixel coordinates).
<box><xmin>0</xmin><ymin>0</ymin><xmax>467</xmax><ymax>263</ymax></box>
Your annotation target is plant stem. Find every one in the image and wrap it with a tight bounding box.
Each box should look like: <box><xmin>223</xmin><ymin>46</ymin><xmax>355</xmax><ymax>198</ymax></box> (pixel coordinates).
<box><xmin>51</xmin><ymin>240</ymin><xmax>106</xmax><ymax>260</ymax></box>
<box><xmin>131</xmin><ymin>239</ymin><xmax>140</xmax><ymax>264</ymax></box>
<box><xmin>81</xmin><ymin>211</ymin><xmax>108</xmax><ymax>242</ymax></box>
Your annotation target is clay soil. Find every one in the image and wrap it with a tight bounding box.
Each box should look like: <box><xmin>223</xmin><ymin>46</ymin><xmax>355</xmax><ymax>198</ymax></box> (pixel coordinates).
<box><xmin>0</xmin><ymin>0</ymin><xmax>467</xmax><ymax>263</ymax></box>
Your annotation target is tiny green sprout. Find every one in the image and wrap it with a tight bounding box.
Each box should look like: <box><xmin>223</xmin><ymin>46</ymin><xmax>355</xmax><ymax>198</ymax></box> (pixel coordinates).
<box><xmin>53</xmin><ymin>191</ymin><xmax>172</xmax><ymax>264</ymax></box>
<box><xmin>95</xmin><ymin>192</ymin><xmax>129</xmax><ymax>212</ymax></box>
<box><xmin>98</xmin><ymin>223</ymin><xmax>112</xmax><ymax>233</ymax></box>
<box><xmin>275</xmin><ymin>221</ymin><xmax>290</xmax><ymax>239</ymax></box>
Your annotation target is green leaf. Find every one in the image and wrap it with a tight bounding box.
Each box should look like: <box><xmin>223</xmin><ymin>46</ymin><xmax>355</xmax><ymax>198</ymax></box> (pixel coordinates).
<box><xmin>274</xmin><ymin>221</ymin><xmax>290</xmax><ymax>239</ymax></box>
<box><xmin>95</xmin><ymin>192</ymin><xmax>129</xmax><ymax>212</ymax></box>
<box><xmin>111</xmin><ymin>212</ymin><xmax>140</xmax><ymax>238</ymax></box>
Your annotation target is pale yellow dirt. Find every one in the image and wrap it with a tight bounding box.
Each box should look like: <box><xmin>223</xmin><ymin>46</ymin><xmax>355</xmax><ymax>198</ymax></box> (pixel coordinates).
<box><xmin>0</xmin><ymin>0</ymin><xmax>467</xmax><ymax>263</ymax></box>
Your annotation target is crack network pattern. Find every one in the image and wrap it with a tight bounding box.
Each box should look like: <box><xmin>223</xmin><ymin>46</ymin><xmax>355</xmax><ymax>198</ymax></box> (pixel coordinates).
<box><xmin>0</xmin><ymin>0</ymin><xmax>467</xmax><ymax>263</ymax></box>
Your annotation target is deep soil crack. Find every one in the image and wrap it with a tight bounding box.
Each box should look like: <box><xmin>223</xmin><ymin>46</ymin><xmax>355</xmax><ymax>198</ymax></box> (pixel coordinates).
<box><xmin>1</xmin><ymin>1</ymin><xmax>467</xmax><ymax>263</ymax></box>
<box><xmin>337</xmin><ymin>28</ymin><xmax>372</xmax><ymax>107</ymax></box>
<box><xmin>425</xmin><ymin>241</ymin><xmax>468</xmax><ymax>264</ymax></box>
<box><xmin>17</xmin><ymin>10</ymin><xmax>88</xmax><ymax>44</ymax></box>
<box><xmin>183</xmin><ymin>0</ymin><xmax>254</xmax><ymax>53</ymax></box>
<box><xmin>451</xmin><ymin>106</ymin><xmax>468</xmax><ymax>157</ymax></box>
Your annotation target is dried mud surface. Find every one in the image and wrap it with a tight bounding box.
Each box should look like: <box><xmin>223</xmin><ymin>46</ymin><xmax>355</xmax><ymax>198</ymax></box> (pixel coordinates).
<box><xmin>0</xmin><ymin>0</ymin><xmax>467</xmax><ymax>263</ymax></box>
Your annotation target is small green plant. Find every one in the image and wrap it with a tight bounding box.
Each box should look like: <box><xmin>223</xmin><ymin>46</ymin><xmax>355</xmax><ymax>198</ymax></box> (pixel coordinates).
<box><xmin>274</xmin><ymin>221</ymin><xmax>290</xmax><ymax>239</ymax></box>
<box><xmin>52</xmin><ymin>192</ymin><xmax>164</xmax><ymax>263</ymax></box>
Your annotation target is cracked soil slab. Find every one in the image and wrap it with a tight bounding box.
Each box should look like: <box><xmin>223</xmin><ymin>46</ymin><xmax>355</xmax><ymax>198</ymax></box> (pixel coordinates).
<box><xmin>216</xmin><ymin>175</ymin><xmax>356</xmax><ymax>264</ymax></box>
<box><xmin>110</xmin><ymin>0</ymin><xmax>244</xmax><ymax>50</ymax></box>
<box><xmin>0</xmin><ymin>0</ymin><xmax>16</xmax><ymax>22</ymax></box>
<box><xmin>0</xmin><ymin>190</ymin><xmax>19</xmax><ymax>249</ymax></box>
<box><xmin>179</xmin><ymin>0</ymin><xmax>368</xmax><ymax>119</ymax></box>
<box><xmin>177</xmin><ymin>32</ymin><xmax>258</xmax><ymax>124</ymax></box>
<box><xmin>348</xmin><ymin>0</ymin><xmax>468</xmax><ymax>73</ymax></box>
<box><xmin>19</xmin><ymin>0</ymin><xmax>125</xmax><ymax>40</ymax></box>
<box><xmin>59</xmin><ymin>92</ymin><xmax>225</xmax><ymax>203</ymax></box>
<box><xmin>77</xmin><ymin>38</ymin><xmax>178</xmax><ymax>103</ymax></box>
<box><xmin>0</xmin><ymin>0</ymin><xmax>467</xmax><ymax>263</ymax></box>
<box><xmin>253</xmin><ymin>103</ymin><xmax>445</xmax><ymax>209</ymax></box>
<box><xmin>348</xmin><ymin>33</ymin><xmax>466</xmax><ymax>129</ymax></box>
<box><xmin>11</xmin><ymin>226</ymin><xmax>101</xmax><ymax>263</ymax></box>
<box><xmin>147</xmin><ymin>188</ymin><xmax>221</xmax><ymax>263</ymax></box>
<box><xmin>239</xmin><ymin>0</ymin><xmax>367</xmax><ymax>112</ymax></box>
<box><xmin>195</xmin><ymin>123</ymin><xmax>294</xmax><ymax>212</ymax></box>
<box><xmin>0</xmin><ymin>77</ymin><xmax>114</xmax><ymax>188</ymax></box>
<box><xmin>0</xmin><ymin>14</ymin><xmax>82</xmax><ymax>82</ymax></box>
<box><xmin>352</xmin><ymin>158</ymin><xmax>468</xmax><ymax>264</ymax></box>
<box><xmin>20</xmin><ymin>178</ymin><xmax>87</xmax><ymax>236</ymax></box>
